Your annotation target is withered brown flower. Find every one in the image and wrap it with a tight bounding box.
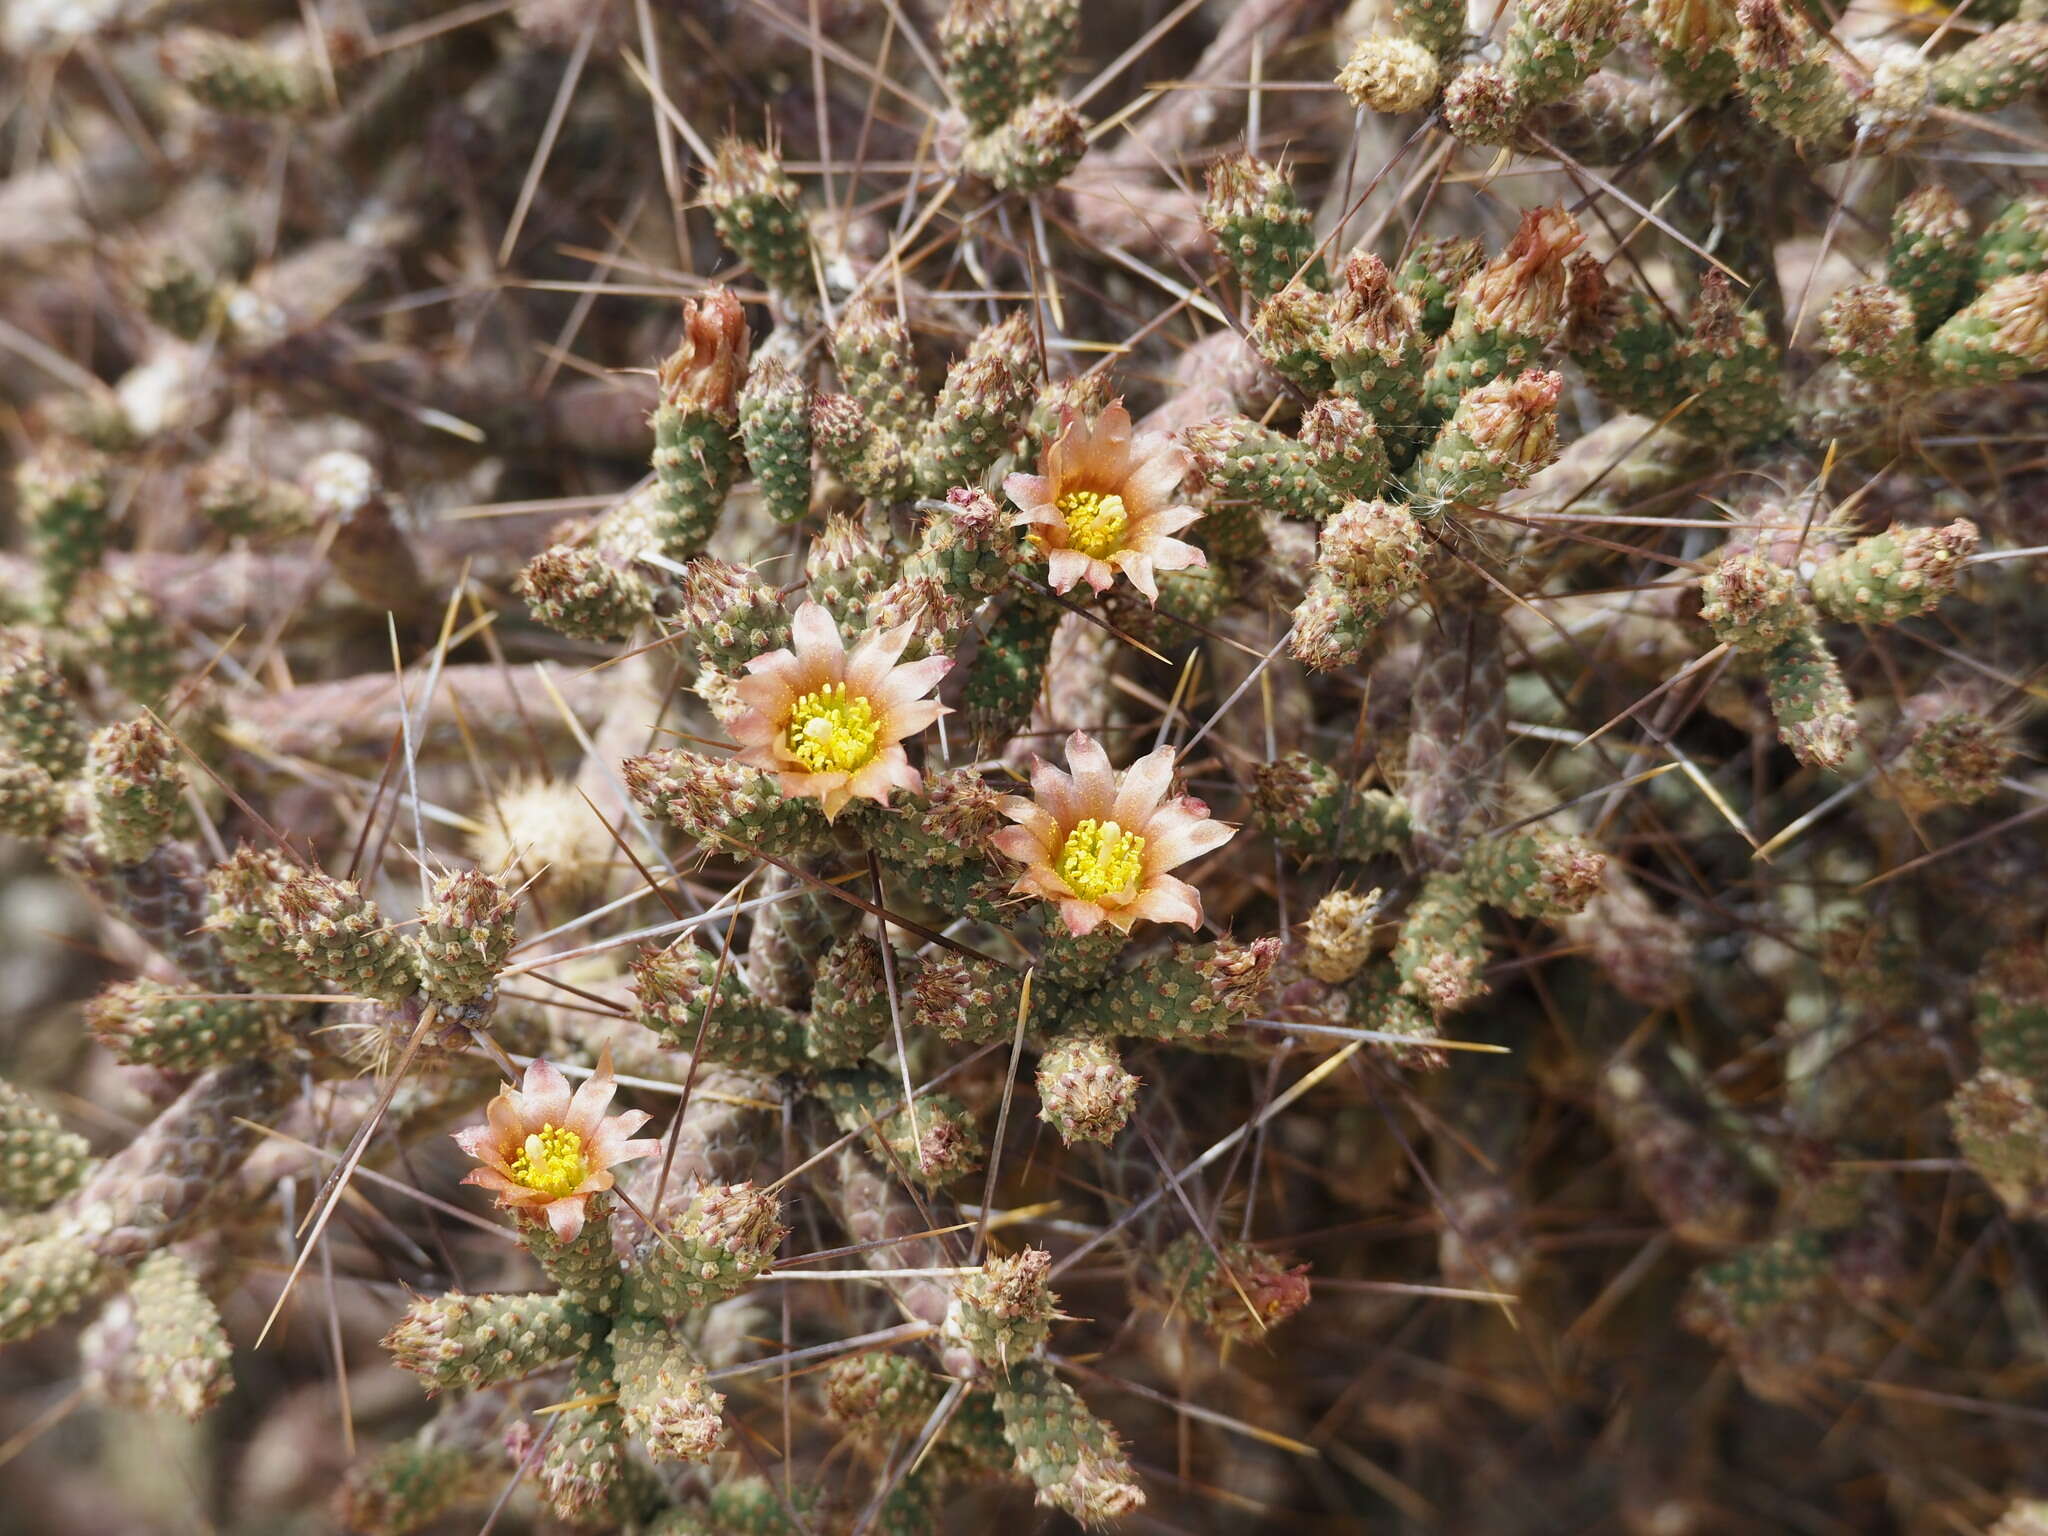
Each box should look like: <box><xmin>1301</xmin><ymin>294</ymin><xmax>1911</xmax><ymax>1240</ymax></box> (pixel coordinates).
<box><xmin>660</xmin><ymin>288</ymin><xmax>750</xmax><ymax>417</ymax></box>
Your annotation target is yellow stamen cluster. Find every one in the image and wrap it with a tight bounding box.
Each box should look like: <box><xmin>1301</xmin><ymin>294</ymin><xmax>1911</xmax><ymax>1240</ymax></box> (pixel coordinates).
<box><xmin>786</xmin><ymin>683</ymin><xmax>882</xmax><ymax>773</ymax></box>
<box><xmin>1057</xmin><ymin>818</ymin><xmax>1146</xmax><ymax>902</ymax></box>
<box><xmin>1056</xmin><ymin>489</ymin><xmax>1130</xmax><ymax>558</ymax></box>
<box><xmin>507</xmin><ymin>1123</ymin><xmax>588</xmax><ymax>1197</ymax></box>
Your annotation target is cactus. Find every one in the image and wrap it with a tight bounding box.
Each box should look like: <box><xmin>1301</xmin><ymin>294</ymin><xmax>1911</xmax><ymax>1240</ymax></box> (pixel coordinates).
<box><xmin>1203</xmin><ymin>154</ymin><xmax>1327</xmax><ymax>306</ymax></box>
<box><xmin>414</xmin><ymin>869</ymin><xmax>518</xmax><ymax>1007</ymax></box>
<box><xmin>0</xmin><ymin>634</ymin><xmax>88</xmax><ymax>780</ymax></box>
<box><xmin>994</xmin><ymin>1361</ymin><xmax>1145</xmax><ymax>1526</ymax></box>
<box><xmin>86</xmin><ymin>978</ymin><xmax>288</xmax><ymax>1071</ymax></box>
<box><xmin>85</xmin><ymin>719</ymin><xmax>185</xmax><ymax>867</ymax></box>
<box><xmin>272</xmin><ymin>868</ymin><xmax>422</xmax><ymax>1004</ymax></box>
<box><xmin>705</xmin><ymin>139</ymin><xmax>818</xmax><ymax>306</ymax></box>
<box><xmin>948</xmin><ymin>1246</ymin><xmax>1058</xmax><ymax>1367</ymax></box>
<box><xmin>0</xmin><ymin>1081</ymin><xmax>94</xmax><ymax>1210</ymax></box>
<box><xmin>625</xmin><ymin>1183</ymin><xmax>785</xmax><ymax>1316</ymax></box>
<box><xmin>15</xmin><ymin>443</ymin><xmax>111</xmax><ymax>619</ymax></box>
<box><xmin>1502</xmin><ymin>0</ymin><xmax>1622</xmax><ymax>107</ymax></box>
<box><xmin>386</xmin><ymin>1292</ymin><xmax>605</xmax><ymax>1391</ymax></box>
<box><xmin>824</xmin><ymin>1350</ymin><xmax>944</xmax><ymax>1435</ymax></box>
<box><xmin>634</xmin><ymin>939</ymin><xmax>808</xmax><ymax>1072</ymax></box>
<box><xmin>81</xmin><ymin>1251</ymin><xmax>233</xmax><ymax>1418</ymax></box>
<box><xmin>0</xmin><ymin>1</ymin><xmax>2043</xmax><ymax>1528</ymax></box>
<box><xmin>611</xmin><ymin>1315</ymin><xmax>726</xmax><ymax>1462</ymax></box>
<box><xmin>1035</xmin><ymin>1033</ymin><xmax>1140</xmax><ymax>1144</ymax></box>
<box><xmin>204</xmin><ymin>845</ymin><xmax>319</xmax><ymax>996</ymax></box>
<box><xmin>1809</xmin><ymin>520</ymin><xmax>1977</xmax><ymax>626</ymax></box>
<box><xmin>1152</xmin><ymin>1230</ymin><xmax>1311</xmax><ymax>1343</ymax></box>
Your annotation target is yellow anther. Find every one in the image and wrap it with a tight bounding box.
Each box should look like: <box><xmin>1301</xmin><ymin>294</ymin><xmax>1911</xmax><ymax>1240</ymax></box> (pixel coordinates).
<box><xmin>507</xmin><ymin>1123</ymin><xmax>589</xmax><ymax>1197</ymax></box>
<box><xmin>1056</xmin><ymin>818</ymin><xmax>1146</xmax><ymax>903</ymax></box>
<box><xmin>785</xmin><ymin>683</ymin><xmax>882</xmax><ymax>774</ymax></box>
<box><xmin>1055</xmin><ymin>489</ymin><xmax>1130</xmax><ymax>559</ymax></box>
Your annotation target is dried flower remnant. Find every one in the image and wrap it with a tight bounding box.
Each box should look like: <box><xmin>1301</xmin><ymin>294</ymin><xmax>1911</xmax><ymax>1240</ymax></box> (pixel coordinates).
<box><xmin>453</xmin><ymin>1050</ymin><xmax>657</xmax><ymax>1241</ymax></box>
<box><xmin>728</xmin><ymin>601</ymin><xmax>950</xmax><ymax>821</ymax></box>
<box><xmin>1004</xmin><ymin>402</ymin><xmax>1206</xmax><ymax>600</ymax></box>
<box><xmin>994</xmin><ymin>731</ymin><xmax>1235</xmax><ymax>937</ymax></box>
<box><xmin>1338</xmin><ymin>36</ymin><xmax>1442</xmax><ymax>114</ymax></box>
<box><xmin>661</xmin><ymin>288</ymin><xmax>750</xmax><ymax>419</ymax></box>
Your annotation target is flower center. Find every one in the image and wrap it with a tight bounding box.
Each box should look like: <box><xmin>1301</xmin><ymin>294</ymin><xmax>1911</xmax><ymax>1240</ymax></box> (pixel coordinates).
<box><xmin>1056</xmin><ymin>490</ymin><xmax>1130</xmax><ymax>559</ymax></box>
<box><xmin>508</xmin><ymin>1123</ymin><xmax>588</xmax><ymax>1197</ymax></box>
<box><xmin>1057</xmin><ymin>818</ymin><xmax>1146</xmax><ymax>903</ymax></box>
<box><xmin>786</xmin><ymin>682</ymin><xmax>882</xmax><ymax>774</ymax></box>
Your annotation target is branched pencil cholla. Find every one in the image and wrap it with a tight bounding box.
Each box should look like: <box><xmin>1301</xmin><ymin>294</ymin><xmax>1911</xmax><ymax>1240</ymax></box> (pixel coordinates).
<box><xmin>2</xmin><ymin>0</ymin><xmax>2048</xmax><ymax>1530</ymax></box>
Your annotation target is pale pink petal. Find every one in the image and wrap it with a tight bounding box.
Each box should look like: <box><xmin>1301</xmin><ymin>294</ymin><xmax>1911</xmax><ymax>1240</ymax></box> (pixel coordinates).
<box><xmin>518</xmin><ymin>1058</ymin><xmax>574</xmax><ymax>1127</ymax></box>
<box><xmin>819</xmin><ymin>781</ymin><xmax>857</xmax><ymax>821</ymax></box>
<box><xmin>1095</xmin><ymin>402</ymin><xmax>1135</xmax><ymax>450</ymax></box>
<box><xmin>1121</xmin><ymin>443</ymin><xmax>1189</xmax><ymax>515</ymax></box>
<box><xmin>472</xmin><ymin>1148</ymin><xmax>520</xmax><ymax>1180</ymax></box>
<box><xmin>844</xmin><ymin>623</ymin><xmax>916</xmax><ymax>696</ymax></box>
<box><xmin>545</xmin><ymin>1196</ymin><xmax>588</xmax><ymax>1243</ymax></box>
<box><xmin>846</xmin><ymin>749</ymin><xmax>921</xmax><ymax>806</ymax></box>
<box><xmin>1128</xmin><ymin>427</ymin><xmax>1182</xmax><ymax>465</ymax></box>
<box><xmin>1012</xmin><ymin>865</ymin><xmax>1078</xmax><ymax>904</ymax></box>
<box><xmin>790</xmin><ymin>601</ymin><xmax>845</xmax><ymax>667</ymax></box>
<box><xmin>1143</xmin><ymin>504</ymin><xmax>1204</xmax><ymax>538</ymax></box>
<box><xmin>1078</xmin><ymin>443</ymin><xmax>1136</xmax><ymax>493</ymax></box>
<box><xmin>738</xmin><ymin>646</ymin><xmax>803</xmax><ymax>685</ymax></box>
<box><xmin>731</xmin><ymin>668</ymin><xmax>799</xmax><ymax>717</ymax></box>
<box><xmin>484</xmin><ymin>1093</ymin><xmax>524</xmax><ymax>1145</ymax></box>
<box><xmin>1143</xmin><ymin>800</ymin><xmax>1237</xmax><ymax>872</ymax></box>
<box><xmin>1077</xmin><ymin>556</ymin><xmax>1117</xmax><ymax>593</ymax></box>
<box><xmin>728</xmin><ymin>704</ymin><xmax>783</xmax><ymax>746</ymax></box>
<box><xmin>763</xmin><ymin>733</ymin><xmax>811</xmax><ymax>772</ymax></box>
<box><xmin>771</xmin><ymin>767</ymin><xmax>849</xmax><ymax>803</ymax></box>
<box><xmin>872</xmin><ymin>654</ymin><xmax>951</xmax><ymax>714</ymax></box>
<box><xmin>453</xmin><ymin>1124</ymin><xmax>499</xmax><ymax>1160</ymax></box>
<box><xmin>841</xmin><ymin>648</ymin><xmax>897</xmax><ymax>704</ymax></box>
<box><xmin>563</xmin><ymin>1048</ymin><xmax>620</xmax><ymax>1137</ymax></box>
<box><xmin>1145</xmin><ymin>536</ymin><xmax>1207</xmax><ymax>574</ymax></box>
<box><xmin>884</xmin><ymin>699</ymin><xmax>946</xmax><ymax>739</ymax></box>
<box><xmin>461</xmin><ymin>1166</ymin><xmax>521</xmax><ymax>1197</ymax></box>
<box><xmin>1029</xmin><ymin>756</ymin><xmax>1081</xmax><ymax>825</ymax></box>
<box><xmin>586</xmin><ymin>1111</ymin><xmax>652</xmax><ymax>1162</ymax></box>
<box><xmin>1044</xmin><ymin>547</ymin><xmax>1094</xmax><ymax>593</ymax></box>
<box><xmin>1113</xmin><ymin>746</ymin><xmax>1178</xmax><ymax>828</ymax></box>
<box><xmin>1045</xmin><ymin>420</ymin><xmax>1091</xmax><ymax>486</ymax></box>
<box><xmin>991</xmin><ymin>824</ymin><xmax>1051</xmax><ymax>865</ymax></box>
<box><xmin>1057</xmin><ymin>897</ymin><xmax>1107</xmax><ymax>937</ymax></box>
<box><xmin>1121</xmin><ymin>875</ymin><xmax>1204</xmax><ymax>929</ymax></box>
<box><xmin>1115</xmin><ymin>552</ymin><xmax>1159</xmax><ymax>602</ymax></box>
<box><xmin>995</xmin><ymin>802</ymin><xmax>1062</xmax><ymax>850</ymax></box>
<box><xmin>1004</xmin><ymin>472</ymin><xmax>1051</xmax><ymax>512</ymax></box>
<box><xmin>1064</xmin><ymin>733</ymin><xmax>1117</xmax><ymax>818</ymax></box>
